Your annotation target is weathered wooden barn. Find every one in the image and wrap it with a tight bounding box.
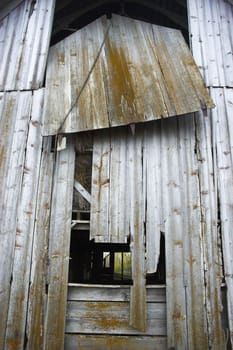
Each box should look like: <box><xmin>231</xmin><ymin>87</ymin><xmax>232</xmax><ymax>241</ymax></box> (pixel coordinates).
<box><xmin>0</xmin><ymin>0</ymin><xmax>233</xmax><ymax>349</ymax></box>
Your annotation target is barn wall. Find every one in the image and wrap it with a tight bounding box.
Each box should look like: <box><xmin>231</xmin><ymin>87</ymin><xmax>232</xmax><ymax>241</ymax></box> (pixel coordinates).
<box><xmin>0</xmin><ymin>1</ymin><xmax>56</xmax><ymax>349</ymax></box>
<box><xmin>0</xmin><ymin>0</ymin><xmax>232</xmax><ymax>350</ymax></box>
<box><xmin>188</xmin><ymin>0</ymin><xmax>233</xmax><ymax>347</ymax></box>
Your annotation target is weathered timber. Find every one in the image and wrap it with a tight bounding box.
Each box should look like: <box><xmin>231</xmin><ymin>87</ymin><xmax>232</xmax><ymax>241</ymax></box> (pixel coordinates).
<box><xmin>0</xmin><ymin>91</ymin><xmax>32</xmax><ymax>350</ymax></box>
<box><xmin>5</xmin><ymin>89</ymin><xmax>44</xmax><ymax>349</ymax></box>
<box><xmin>44</xmin><ymin>139</ymin><xmax>75</xmax><ymax>350</ymax></box>
<box><xmin>64</xmin><ymin>334</ymin><xmax>167</xmax><ymax>350</ymax></box>
<box><xmin>26</xmin><ymin>137</ymin><xmax>54</xmax><ymax>350</ymax></box>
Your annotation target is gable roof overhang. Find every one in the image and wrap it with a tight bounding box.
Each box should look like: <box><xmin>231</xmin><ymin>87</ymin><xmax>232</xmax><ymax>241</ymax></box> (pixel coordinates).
<box><xmin>42</xmin><ymin>14</ymin><xmax>214</xmax><ymax>136</ymax></box>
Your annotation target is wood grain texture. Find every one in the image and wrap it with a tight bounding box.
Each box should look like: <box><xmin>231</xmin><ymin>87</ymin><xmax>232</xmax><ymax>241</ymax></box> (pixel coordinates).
<box><xmin>64</xmin><ymin>334</ymin><xmax>167</xmax><ymax>350</ymax></box>
<box><xmin>26</xmin><ymin>137</ymin><xmax>54</xmax><ymax>350</ymax></box>
<box><xmin>44</xmin><ymin>139</ymin><xmax>75</xmax><ymax>350</ymax></box>
<box><xmin>0</xmin><ymin>0</ymin><xmax>55</xmax><ymax>90</ymax></box>
<box><xmin>67</xmin><ymin>284</ymin><xmax>166</xmax><ymax>303</ymax></box>
<box><xmin>65</xmin><ymin>284</ymin><xmax>166</xmax><ymax>342</ymax></box>
<box><xmin>5</xmin><ymin>89</ymin><xmax>44</xmax><ymax>350</ymax></box>
<box><xmin>0</xmin><ymin>91</ymin><xmax>32</xmax><ymax>350</ymax></box>
<box><xmin>42</xmin><ymin>14</ymin><xmax>214</xmax><ymax>135</ymax></box>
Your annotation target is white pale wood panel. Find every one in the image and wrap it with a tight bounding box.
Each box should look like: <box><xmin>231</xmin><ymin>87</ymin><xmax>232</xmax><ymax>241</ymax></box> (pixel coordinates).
<box><xmin>64</xmin><ymin>334</ymin><xmax>167</xmax><ymax>350</ymax></box>
<box><xmin>66</xmin><ymin>318</ymin><xmax>166</xmax><ymax>336</ymax></box>
<box><xmin>127</xmin><ymin>127</ymin><xmax>146</xmax><ymax>332</ymax></box>
<box><xmin>144</xmin><ymin>122</ymin><xmax>162</xmax><ymax>273</ymax></box>
<box><xmin>26</xmin><ymin>137</ymin><xmax>54</xmax><ymax>350</ymax></box>
<box><xmin>90</xmin><ymin>131</ymin><xmax>110</xmax><ymax>242</ymax></box>
<box><xmin>104</xmin><ymin>17</ymin><xmax>170</xmax><ymax>125</ymax></box>
<box><xmin>43</xmin><ymin>14</ymin><xmax>213</xmax><ymax>135</ymax></box>
<box><xmin>108</xmin><ymin>127</ymin><xmax>129</xmax><ymax>243</ymax></box>
<box><xmin>20</xmin><ymin>0</ymin><xmax>55</xmax><ymax>90</ymax></box>
<box><xmin>67</xmin><ymin>284</ymin><xmax>166</xmax><ymax>303</ymax></box>
<box><xmin>188</xmin><ymin>0</ymin><xmax>233</xmax><ymax>87</ymax></box>
<box><xmin>160</xmin><ymin>117</ymin><xmax>187</xmax><ymax>349</ymax></box>
<box><xmin>5</xmin><ymin>89</ymin><xmax>44</xmax><ymax>349</ymax></box>
<box><xmin>44</xmin><ymin>140</ymin><xmax>75</xmax><ymax>350</ymax></box>
<box><xmin>219</xmin><ymin>0</ymin><xmax>233</xmax><ymax>87</ymax></box>
<box><xmin>205</xmin><ymin>0</ymin><xmax>225</xmax><ymax>87</ymax></box>
<box><xmin>0</xmin><ymin>91</ymin><xmax>32</xmax><ymax>350</ymax></box>
<box><xmin>0</xmin><ymin>0</ymin><xmax>55</xmax><ymax>91</ymax></box>
<box><xmin>212</xmin><ymin>88</ymin><xmax>233</xmax><ymax>346</ymax></box>
<box><xmin>68</xmin><ymin>21</ymin><xmax>109</xmax><ymax>132</ymax></box>
<box><xmin>66</xmin><ymin>301</ymin><xmax>166</xmax><ymax>320</ymax></box>
<box><xmin>0</xmin><ymin>3</ymin><xmax>25</xmax><ymax>90</ymax></box>
<box><xmin>0</xmin><ymin>93</ymin><xmax>18</xmax><ymax>205</ymax></box>
<box><xmin>194</xmin><ymin>106</ymin><xmax>226</xmax><ymax>349</ymax></box>
<box><xmin>178</xmin><ymin>114</ymin><xmax>211</xmax><ymax>349</ymax></box>
<box><xmin>66</xmin><ymin>299</ymin><xmax>166</xmax><ymax>336</ymax></box>
<box><xmin>187</xmin><ymin>0</ymin><xmax>207</xmax><ymax>81</ymax></box>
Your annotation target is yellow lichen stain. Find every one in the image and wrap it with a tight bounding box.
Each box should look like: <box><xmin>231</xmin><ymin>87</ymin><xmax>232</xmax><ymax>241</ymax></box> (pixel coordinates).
<box><xmin>0</xmin><ymin>146</ymin><xmax>5</xmax><ymax>170</ymax></box>
<box><xmin>201</xmin><ymin>190</ymin><xmax>209</xmax><ymax>196</ymax></box>
<box><xmin>44</xmin><ymin>202</ymin><xmax>50</xmax><ymax>210</ymax></box>
<box><xmin>191</xmin><ymin>170</ymin><xmax>198</xmax><ymax>176</ymax></box>
<box><xmin>172</xmin><ymin>309</ymin><xmax>186</xmax><ymax>321</ymax></box>
<box><xmin>96</xmin><ymin>317</ymin><xmax>124</xmax><ymax>330</ymax></box>
<box><xmin>25</xmin><ymin>211</ymin><xmax>33</xmax><ymax>215</ymax></box>
<box><xmin>100</xmin><ymin>178</ymin><xmax>110</xmax><ymax>186</ymax></box>
<box><xmin>58</xmin><ymin>53</ymin><xmax>65</xmax><ymax>65</ymax></box>
<box><xmin>106</xmin><ymin>39</ymin><xmax>138</xmax><ymax>124</ymax></box>
<box><xmin>174</xmin><ymin>240</ymin><xmax>183</xmax><ymax>247</ymax></box>
<box><xmin>6</xmin><ymin>338</ymin><xmax>20</xmax><ymax>350</ymax></box>
<box><xmin>51</xmin><ymin>251</ymin><xmax>60</xmax><ymax>259</ymax></box>
<box><xmin>86</xmin><ymin>301</ymin><xmax>109</xmax><ymax>310</ymax></box>
<box><xmin>187</xmin><ymin>254</ymin><xmax>196</xmax><ymax>267</ymax></box>
<box><xmin>16</xmin><ymin>228</ymin><xmax>22</xmax><ymax>235</ymax></box>
<box><xmin>167</xmin><ymin>180</ymin><xmax>179</xmax><ymax>188</ymax></box>
<box><xmin>172</xmin><ymin>208</ymin><xmax>181</xmax><ymax>215</ymax></box>
<box><xmin>15</xmin><ymin>243</ymin><xmax>22</xmax><ymax>248</ymax></box>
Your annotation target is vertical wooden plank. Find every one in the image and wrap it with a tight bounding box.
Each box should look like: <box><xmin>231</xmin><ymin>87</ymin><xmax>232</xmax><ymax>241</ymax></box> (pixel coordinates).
<box><xmin>212</xmin><ymin>87</ymin><xmax>233</xmax><ymax>347</ymax></box>
<box><xmin>26</xmin><ymin>137</ymin><xmax>54</xmax><ymax>350</ymax></box>
<box><xmin>44</xmin><ymin>139</ymin><xmax>75</xmax><ymax>350</ymax></box>
<box><xmin>144</xmin><ymin>122</ymin><xmax>162</xmax><ymax>273</ymax></box>
<box><xmin>195</xmin><ymin>106</ymin><xmax>226</xmax><ymax>349</ymax></box>
<box><xmin>219</xmin><ymin>0</ymin><xmax>233</xmax><ymax>87</ymax></box>
<box><xmin>187</xmin><ymin>0</ymin><xmax>207</xmax><ymax>82</ymax></box>
<box><xmin>0</xmin><ymin>93</ymin><xmax>18</xmax><ymax>209</ymax></box>
<box><xmin>90</xmin><ymin>130</ymin><xmax>110</xmax><ymax>242</ymax></box>
<box><xmin>128</xmin><ymin>126</ymin><xmax>146</xmax><ymax>332</ymax></box>
<box><xmin>4</xmin><ymin>89</ymin><xmax>44</xmax><ymax>350</ymax></box>
<box><xmin>19</xmin><ymin>0</ymin><xmax>56</xmax><ymax>90</ymax></box>
<box><xmin>0</xmin><ymin>0</ymin><xmax>55</xmax><ymax>90</ymax></box>
<box><xmin>109</xmin><ymin>127</ymin><xmax>129</xmax><ymax>243</ymax></box>
<box><xmin>188</xmin><ymin>0</ymin><xmax>233</xmax><ymax>88</ymax></box>
<box><xmin>178</xmin><ymin>114</ymin><xmax>209</xmax><ymax>349</ymax></box>
<box><xmin>160</xmin><ymin>117</ymin><xmax>187</xmax><ymax>349</ymax></box>
<box><xmin>0</xmin><ymin>91</ymin><xmax>32</xmax><ymax>350</ymax></box>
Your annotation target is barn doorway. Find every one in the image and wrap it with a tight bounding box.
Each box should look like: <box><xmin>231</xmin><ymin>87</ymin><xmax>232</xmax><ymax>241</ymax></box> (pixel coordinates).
<box><xmin>65</xmin><ymin>130</ymin><xmax>167</xmax><ymax>349</ymax></box>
